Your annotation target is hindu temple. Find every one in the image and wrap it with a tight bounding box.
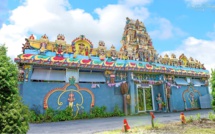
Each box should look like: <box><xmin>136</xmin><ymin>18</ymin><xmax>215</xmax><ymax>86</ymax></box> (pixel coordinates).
<box><xmin>15</xmin><ymin>17</ymin><xmax>211</xmax><ymax>115</ymax></box>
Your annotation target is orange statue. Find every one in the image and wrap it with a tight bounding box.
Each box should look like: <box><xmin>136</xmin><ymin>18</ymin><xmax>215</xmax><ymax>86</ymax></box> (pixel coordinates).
<box><xmin>180</xmin><ymin>112</ymin><xmax>186</xmax><ymax>124</ymax></box>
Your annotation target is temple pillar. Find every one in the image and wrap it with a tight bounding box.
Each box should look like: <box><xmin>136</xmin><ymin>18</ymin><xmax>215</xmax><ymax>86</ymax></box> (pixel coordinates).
<box><xmin>127</xmin><ymin>72</ymin><xmax>136</xmax><ymax>115</ymax></box>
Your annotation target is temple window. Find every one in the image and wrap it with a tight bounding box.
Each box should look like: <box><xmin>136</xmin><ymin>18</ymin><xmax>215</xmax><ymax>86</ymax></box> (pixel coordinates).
<box><xmin>31</xmin><ymin>67</ymin><xmax>66</xmax><ymax>83</ymax></box>
<box><xmin>79</xmin><ymin>70</ymin><xmax>106</xmax><ymax>84</ymax></box>
<box><xmin>174</xmin><ymin>77</ymin><xmax>188</xmax><ymax>86</ymax></box>
<box><xmin>191</xmin><ymin>78</ymin><xmax>205</xmax><ymax>87</ymax></box>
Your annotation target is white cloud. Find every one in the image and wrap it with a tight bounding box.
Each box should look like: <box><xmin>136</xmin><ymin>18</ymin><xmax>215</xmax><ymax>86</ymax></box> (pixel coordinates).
<box><xmin>161</xmin><ymin>37</ymin><xmax>215</xmax><ymax>71</ymax></box>
<box><xmin>185</xmin><ymin>0</ymin><xmax>210</xmax><ymax>6</ymax></box>
<box><xmin>0</xmin><ymin>0</ymin><xmax>152</xmax><ymax>59</ymax></box>
<box><xmin>149</xmin><ymin>18</ymin><xmax>187</xmax><ymax>40</ymax></box>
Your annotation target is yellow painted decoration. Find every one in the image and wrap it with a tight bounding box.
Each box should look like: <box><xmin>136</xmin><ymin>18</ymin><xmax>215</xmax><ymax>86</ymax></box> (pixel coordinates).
<box><xmin>29</xmin><ymin>40</ymin><xmax>73</xmax><ymax>53</ymax></box>
<box><xmin>24</xmin><ymin>65</ymin><xmax>32</xmax><ymax>70</ymax></box>
<box><xmin>71</xmin><ymin>35</ymin><xmax>93</xmax><ymax>56</ymax></box>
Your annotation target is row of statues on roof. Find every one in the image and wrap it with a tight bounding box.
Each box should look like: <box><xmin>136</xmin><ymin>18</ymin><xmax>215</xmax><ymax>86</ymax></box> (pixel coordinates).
<box><xmin>21</xmin><ymin>17</ymin><xmax>205</xmax><ymax>69</ymax></box>
<box><xmin>22</xmin><ymin>34</ymin><xmax>205</xmax><ymax>69</ymax></box>
<box><xmin>158</xmin><ymin>53</ymin><xmax>205</xmax><ymax>69</ymax></box>
<box><xmin>22</xmin><ymin>33</ymin><xmax>158</xmax><ymax>62</ymax></box>
<box><xmin>22</xmin><ymin>34</ymin><xmax>71</xmax><ymax>56</ymax></box>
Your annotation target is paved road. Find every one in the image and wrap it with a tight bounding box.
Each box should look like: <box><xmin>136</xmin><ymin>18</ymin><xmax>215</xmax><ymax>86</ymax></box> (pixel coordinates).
<box><xmin>28</xmin><ymin>109</ymin><xmax>213</xmax><ymax>134</ymax></box>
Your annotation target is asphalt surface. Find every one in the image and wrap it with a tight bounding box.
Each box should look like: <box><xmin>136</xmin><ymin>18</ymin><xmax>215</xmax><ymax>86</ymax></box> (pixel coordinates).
<box><xmin>28</xmin><ymin>109</ymin><xmax>213</xmax><ymax>134</ymax></box>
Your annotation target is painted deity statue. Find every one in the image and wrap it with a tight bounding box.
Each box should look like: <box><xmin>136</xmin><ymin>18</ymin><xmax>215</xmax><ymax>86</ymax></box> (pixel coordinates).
<box><xmin>97</xmin><ymin>41</ymin><xmax>106</xmax><ymax>60</ymax></box>
<box><xmin>55</xmin><ymin>44</ymin><xmax>65</xmax><ymax>56</ymax></box>
<box><xmin>53</xmin><ymin>34</ymin><xmax>66</xmax><ymax>56</ymax></box>
<box><xmin>156</xmin><ymin>93</ymin><xmax>163</xmax><ymax>111</ymax></box>
<box><xmin>189</xmin><ymin>92</ymin><xmax>195</xmax><ymax>108</ymax></box>
<box><xmin>78</xmin><ymin>43</ymin><xmax>85</xmax><ymax>55</ymax></box>
<box><xmin>22</xmin><ymin>38</ymin><xmax>31</xmax><ymax>54</ymax></box>
<box><xmin>40</xmin><ymin>42</ymin><xmax>47</xmax><ymax>53</ymax></box>
<box><xmin>170</xmin><ymin>53</ymin><xmax>178</xmax><ymax>66</ymax></box>
<box><xmin>39</xmin><ymin>34</ymin><xmax>49</xmax><ymax>54</ymax></box>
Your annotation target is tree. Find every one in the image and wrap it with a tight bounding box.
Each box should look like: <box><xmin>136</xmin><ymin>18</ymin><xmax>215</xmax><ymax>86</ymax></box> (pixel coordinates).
<box><xmin>0</xmin><ymin>45</ymin><xmax>29</xmax><ymax>133</ymax></box>
<box><xmin>210</xmin><ymin>69</ymin><xmax>215</xmax><ymax>112</ymax></box>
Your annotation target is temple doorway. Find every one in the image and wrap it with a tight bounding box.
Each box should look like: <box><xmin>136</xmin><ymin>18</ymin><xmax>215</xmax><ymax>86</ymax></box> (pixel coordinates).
<box><xmin>137</xmin><ymin>85</ymin><xmax>155</xmax><ymax>112</ymax></box>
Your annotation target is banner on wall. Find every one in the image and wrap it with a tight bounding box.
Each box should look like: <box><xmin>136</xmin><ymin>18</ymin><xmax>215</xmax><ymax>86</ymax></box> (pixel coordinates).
<box><xmin>66</xmin><ymin>69</ymin><xmax>79</xmax><ymax>83</ymax></box>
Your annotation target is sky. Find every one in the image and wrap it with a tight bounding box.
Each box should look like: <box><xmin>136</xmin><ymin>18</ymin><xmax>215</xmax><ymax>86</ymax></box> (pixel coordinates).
<box><xmin>0</xmin><ymin>0</ymin><xmax>215</xmax><ymax>71</ymax></box>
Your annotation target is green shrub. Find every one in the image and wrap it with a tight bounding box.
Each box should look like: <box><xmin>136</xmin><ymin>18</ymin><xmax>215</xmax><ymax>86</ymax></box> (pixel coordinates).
<box><xmin>29</xmin><ymin>105</ymin><xmax>124</xmax><ymax>123</ymax></box>
<box><xmin>0</xmin><ymin>45</ymin><xmax>29</xmax><ymax>133</ymax></box>
<box><xmin>187</xmin><ymin>116</ymin><xmax>194</xmax><ymax>123</ymax></box>
<box><xmin>196</xmin><ymin>113</ymin><xmax>201</xmax><ymax>121</ymax></box>
<box><xmin>91</xmin><ymin>106</ymin><xmax>107</xmax><ymax>117</ymax></box>
<box><xmin>208</xmin><ymin>112</ymin><xmax>215</xmax><ymax>121</ymax></box>
<box><xmin>210</xmin><ymin>69</ymin><xmax>215</xmax><ymax>112</ymax></box>
<box><xmin>113</xmin><ymin>104</ymin><xmax>124</xmax><ymax>116</ymax></box>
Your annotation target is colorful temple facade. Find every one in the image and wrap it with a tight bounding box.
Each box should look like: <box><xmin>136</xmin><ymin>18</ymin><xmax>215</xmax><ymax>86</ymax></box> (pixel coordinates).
<box><xmin>15</xmin><ymin>18</ymin><xmax>211</xmax><ymax>115</ymax></box>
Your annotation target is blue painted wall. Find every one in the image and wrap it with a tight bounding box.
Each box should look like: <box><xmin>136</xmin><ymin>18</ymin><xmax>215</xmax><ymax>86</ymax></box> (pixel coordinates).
<box><xmin>21</xmin><ymin>82</ymin><xmax>123</xmax><ymax>114</ymax></box>
<box><xmin>170</xmin><ymin>85</ymin><xmax>209</xmax><ymax>112</ymax></box>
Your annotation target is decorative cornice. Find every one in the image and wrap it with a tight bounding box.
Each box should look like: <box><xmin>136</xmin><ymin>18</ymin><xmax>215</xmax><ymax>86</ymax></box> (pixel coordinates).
<box><xmin>14</xmin><ymin>56</ymin><xmax>210</xmax><ymax>78</ymax></box>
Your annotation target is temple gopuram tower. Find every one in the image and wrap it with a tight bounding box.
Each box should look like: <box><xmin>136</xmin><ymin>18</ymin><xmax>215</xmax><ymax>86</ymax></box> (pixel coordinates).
<box><xmin>120</xmin><ymin>17</ymin><xmax>158</xmax><ymax>62</ymax></box>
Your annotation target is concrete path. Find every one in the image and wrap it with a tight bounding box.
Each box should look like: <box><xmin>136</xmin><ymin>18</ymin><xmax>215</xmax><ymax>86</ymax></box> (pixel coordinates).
<box><xmin>28</xmin><ymin>109</ymin><xmax>213</xmax><ymax>134</ymax></box>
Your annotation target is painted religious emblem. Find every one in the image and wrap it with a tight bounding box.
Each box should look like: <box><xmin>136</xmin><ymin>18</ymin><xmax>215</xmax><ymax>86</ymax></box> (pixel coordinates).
<box><xmin>71</xmin><ymin>35</ymin><xmax>93</xmax><ymax>57</ymax></box>
<box><xmin>182</xmin><ymin>86</ymin><xmax>201</xmax><ymax>110</ymax></box>
<box><xmin>43</xmin><ymin>83</ymin><xmax>95</xmax><ymax>118</ymax></box>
